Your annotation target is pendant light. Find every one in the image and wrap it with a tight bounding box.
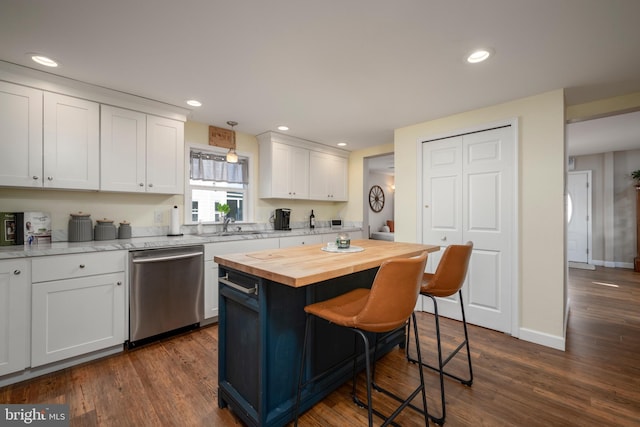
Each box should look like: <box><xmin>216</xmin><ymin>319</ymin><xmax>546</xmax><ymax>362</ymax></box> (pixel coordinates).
<box><xmin>226</xmin><ymin>121</ymin><xmax>239</xmax><ymax>163</ymax></box>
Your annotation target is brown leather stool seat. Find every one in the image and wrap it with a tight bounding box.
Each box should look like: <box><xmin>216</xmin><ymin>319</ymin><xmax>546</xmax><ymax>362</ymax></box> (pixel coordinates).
<box><xmin>406</xmin><ymin>241</ymin><xmax>474</xmax><ymax>425</ymax></box>
<box><xmin>294</xmin><ymin>252</ymin><xmax>430</xmax><ymax>426</ymax></box>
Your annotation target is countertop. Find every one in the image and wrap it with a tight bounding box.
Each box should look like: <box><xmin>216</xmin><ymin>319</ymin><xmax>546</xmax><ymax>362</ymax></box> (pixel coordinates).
<box><xmin>214</xmin><ymin>239</ymin><xmax>439</xmax><ymax>287</ymax></box>
<box><xmin>0</xmin><ymin>227</ymin><xmax>362</xmax><ymax>260</ymax></box>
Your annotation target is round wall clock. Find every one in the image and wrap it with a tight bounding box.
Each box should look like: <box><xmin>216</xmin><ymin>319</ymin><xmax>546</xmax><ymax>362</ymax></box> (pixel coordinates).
<box><xmin>369</xmin><ymin>185</ymin><xmax>385</xmax><ymax>212</ymax></box>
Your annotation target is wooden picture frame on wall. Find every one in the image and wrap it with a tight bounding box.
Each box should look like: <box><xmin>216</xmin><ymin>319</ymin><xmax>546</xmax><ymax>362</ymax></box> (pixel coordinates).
<box><xmin>209</xmin><ymin>125</ymin><xmax>235</xmax><ymax>149</ymax></box>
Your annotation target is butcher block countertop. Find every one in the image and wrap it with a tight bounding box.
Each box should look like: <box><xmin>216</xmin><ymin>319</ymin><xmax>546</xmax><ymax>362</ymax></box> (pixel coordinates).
<box><xmin>214</xmin><ymin>239</ymin><xmax>440</xmax><ymax>287</ymax></box>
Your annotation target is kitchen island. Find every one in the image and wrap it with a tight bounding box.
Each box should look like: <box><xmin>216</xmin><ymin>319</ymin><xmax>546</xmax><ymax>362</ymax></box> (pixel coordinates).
<box><xmin>214</xmin><ymin>239</ymin><xmax>439</xmax><ymax>427</ymax></box>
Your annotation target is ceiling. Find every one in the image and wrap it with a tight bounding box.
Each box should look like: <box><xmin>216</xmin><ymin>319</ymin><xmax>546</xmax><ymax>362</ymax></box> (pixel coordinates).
<box><xmin>1</xmin><ymin>0</ymin><xmax>639</xmax><ymax>153</ymax></box>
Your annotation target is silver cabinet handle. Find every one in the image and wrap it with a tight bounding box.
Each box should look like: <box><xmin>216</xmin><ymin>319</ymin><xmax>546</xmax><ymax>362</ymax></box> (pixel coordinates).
<box><xmin>219</xmin><ymin>276</ymin><xmax>257</xmax><ymax>295</ymax></box>
<box><xmin>33</xmin><ymin>176</ymin><xmax>39</xmax><ymax>180</ymax></box>
<box><xmin>47</xmin><ymin>176</ymin><xmax>53</xmax><ymax>181</ymax></box>
<box><xmin>79</xmin><ymin>264</ymin><xmax>86</xmax><ymax>268</ymax></box>
<box><xmin>132</xmin><ymin>251</ymin><xmax>203</xmax><ymax>264</ymax></box>
<box><xmin>117</xmin><ymin>281</ymin><xmax>122</xmax><ymax>286</ymax></box>
<box><xmin>148</xmin><ymin>183</ymin><xmax>153</xmax><ymax>187</ymax></box>
<box><xmin>139</xmin><ymin>183</ymin><xmax>144</xmax><ymax>187</ymax></box>
<box><xmin>13</xmin><ymin>270</ymin><xmax>21</xmax><ymax>275</ymax></box>
<box><xmin>441</xmin><ymin>236</ymin><xmax>447</xmax><ymax>242</ymax></box>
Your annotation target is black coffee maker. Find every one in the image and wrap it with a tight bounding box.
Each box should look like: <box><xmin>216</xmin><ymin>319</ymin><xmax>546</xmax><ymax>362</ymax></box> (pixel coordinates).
<box><xmin>274</xmin><ymin>208</ymin><xmax>291</xmax><ymax>230</ymax></box>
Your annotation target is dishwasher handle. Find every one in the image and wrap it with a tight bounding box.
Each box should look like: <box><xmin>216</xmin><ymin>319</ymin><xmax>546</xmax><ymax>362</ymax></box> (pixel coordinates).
<box><xmin>219</xmin><ymin>275</ymin><xmax>258</xmax><ymax>295</ymax></box>
<box><xmin>132</xmin><ymin>251</ymin><xmax>204</xmax><ymax>264</ymax></box>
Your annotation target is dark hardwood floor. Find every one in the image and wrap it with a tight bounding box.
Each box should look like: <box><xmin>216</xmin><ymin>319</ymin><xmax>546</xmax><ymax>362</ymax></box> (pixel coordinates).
<box><xmin>2</xmin><ymin>266</ymin><xmax>639</xmax><ymax>426</ymax></box>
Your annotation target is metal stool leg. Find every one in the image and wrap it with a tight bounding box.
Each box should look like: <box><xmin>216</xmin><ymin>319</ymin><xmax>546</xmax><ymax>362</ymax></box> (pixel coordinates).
<box><xmin>406</xmin><ymin>291</ymin><xmax>474</xmax><ymax>425</ymax></box>
<box><xmin>354</xmin><ymin>318</ymin><xmax>430</xmax><ymax>427</ymax></box>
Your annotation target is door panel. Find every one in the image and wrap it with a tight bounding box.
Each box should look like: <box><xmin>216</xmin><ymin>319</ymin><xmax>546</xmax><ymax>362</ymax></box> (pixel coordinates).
<box><xmin>421</xmin><ymin>126</ymin><xmax>514</xmax><ymax>333</ymax></box>
<box><xmin>422</xmin><ymin>137</ymin><xmax>463</xmax><ymax>248</ymax></box>
<box><xmin>567</xmin><ymin>171</ymin><xmax>589</xmax><ymax>263</ymax></box>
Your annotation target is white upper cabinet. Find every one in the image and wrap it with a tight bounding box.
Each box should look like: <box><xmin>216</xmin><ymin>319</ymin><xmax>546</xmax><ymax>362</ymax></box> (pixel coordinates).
<box><xmin>0</xmin><ymin>86</ymin><xmax>99</xmax><ymax>190</ymax></box>
<box><xmin>43</xmin><ymin>92</ymin><xmax>100</xmax><ymax>190</ymax></box>
<box><xmin>0</xmin><ymin>64</ymin><xmax>187</xmax><ymax>193</ymax></box>
<box><xmin>258</xmin><ymin>132</ymin><xmax>348</xmax><ymax>201</ymax></box>
<box><xmin>309</xmin><ymin>151</ymin><xmax>348</xmax><ymax>201</ymax></box>
<box><xmin>146</xmin><ymin>115</ymin><xmax>184</xmax><ymax>194</ymax></box>
<box><xmin>100</xmin><ymin>105</ymin><xmax>147</xmax><ymax>192</ymax></box>
<box><xmin>0</xmin><ymin>81</ymin><xmax>43</xmax><ymax>188</ymax></box>
<box><xmin>259</xmin><ymin>137</ymin><xmax>310</xmax><ymax>199</ymax></box>
<box><xmin>100</xmin><ymin>106</ymin><xmax>184</xmax><ymax>194</ymax></box>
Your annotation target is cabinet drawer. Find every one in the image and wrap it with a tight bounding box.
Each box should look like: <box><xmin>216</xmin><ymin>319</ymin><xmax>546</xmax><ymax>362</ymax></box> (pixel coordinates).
<box><xmin>279</xmin><ymin>235</ymin><xmax>323</xmax><ymax>248</ymax></box>
<box><xmin>32</xmin><ymin>251</ymin><xmax>126</xmax><ymax>283</ymax></box>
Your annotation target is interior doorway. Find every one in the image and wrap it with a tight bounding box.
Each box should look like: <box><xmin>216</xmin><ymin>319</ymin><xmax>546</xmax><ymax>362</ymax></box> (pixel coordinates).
<box><xmin>363</xmin><ymin>154</ymin><xmax>394</xmax><ymax>239</ymax></box>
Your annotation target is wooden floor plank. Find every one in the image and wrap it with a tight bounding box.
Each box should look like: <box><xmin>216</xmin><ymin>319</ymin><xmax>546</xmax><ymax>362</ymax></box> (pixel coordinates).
<box><xmin>1</xmin><ymin>266</ymin><xmax>639</xmax><ymax>426</ymax></box>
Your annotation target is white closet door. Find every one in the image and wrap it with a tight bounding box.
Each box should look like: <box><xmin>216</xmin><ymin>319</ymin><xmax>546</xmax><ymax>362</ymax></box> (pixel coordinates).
<box><xmin>422</xmin><ymin>126</ymin><xmax>514</xmax><ymax>334</ymax></box>
<box><xmin>567</xmin><ymin>171</ymin><xmax>590</xmax><ymax>263</ymax></box>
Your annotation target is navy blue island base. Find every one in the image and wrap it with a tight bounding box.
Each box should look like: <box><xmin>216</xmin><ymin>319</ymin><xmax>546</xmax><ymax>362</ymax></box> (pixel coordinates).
<box><xmin>215</xmin><ymin>240</ymin><xmax>438</xmax><ymax>427</ymax></box>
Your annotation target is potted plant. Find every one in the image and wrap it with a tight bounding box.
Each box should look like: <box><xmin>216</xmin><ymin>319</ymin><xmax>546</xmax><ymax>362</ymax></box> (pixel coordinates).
<box><xmin>216</xmin><ymin>202</ymin><xmax>231</xmax><ymax>220</ymax></box>
<box><xmin>632</xmin><ymin>170</ymin><xmax>640</xmax><ymax>189</ymax></box>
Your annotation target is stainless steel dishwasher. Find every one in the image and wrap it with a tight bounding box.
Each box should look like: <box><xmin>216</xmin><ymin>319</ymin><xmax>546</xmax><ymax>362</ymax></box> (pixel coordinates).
<box><xmin>129</xmin><ymin>245</ymin><xmax>204</xmax><ymax>345</ymax></box>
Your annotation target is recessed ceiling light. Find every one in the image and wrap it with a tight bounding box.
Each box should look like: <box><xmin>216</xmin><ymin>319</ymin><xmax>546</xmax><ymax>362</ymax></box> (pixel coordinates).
<box><xmin>31</xmin><ymin>55</ymin><xmax>58</xmax><ymax>67</ymax></box>
<box><xmin>337</xmin><ymin>142</ymin><xmax>347</xmax><ymax>147</ymax></box>
<box><xmin>277</xmin><ymin>125</ymin><xmax>289</xmax><ymax>131</ymax></box>
<box><xmin>467</xmin><ymin>49</ymin><xmax>493</xmax><ymax>64</ymax></box>
<box><xmin>186</xmin><ymin>100</ymin><xmax>202</xmax><ymax>107</ymax></box>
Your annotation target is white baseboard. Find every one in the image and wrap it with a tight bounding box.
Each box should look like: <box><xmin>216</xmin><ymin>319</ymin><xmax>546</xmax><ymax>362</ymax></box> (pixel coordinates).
<box><xmin>591</xmin><ymin>259</ymin><xmax>631</xmax><ymax>268</ymax></box>
<box><xmin>518</xmin><ymin>327</ymin><xmax>565</xmax><ymax>351</ymax></box>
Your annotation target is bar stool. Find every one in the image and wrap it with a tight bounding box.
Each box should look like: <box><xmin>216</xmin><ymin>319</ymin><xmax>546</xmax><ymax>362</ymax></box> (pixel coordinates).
<box><xmin>294</xmin><ymin>252</ymin><xmax>430</xmax><ymax>426</ymax></box>
<box><xmin>406</xmin><ymin>241</ymin><xmax>474</xmax><ymax>425</ymax></box>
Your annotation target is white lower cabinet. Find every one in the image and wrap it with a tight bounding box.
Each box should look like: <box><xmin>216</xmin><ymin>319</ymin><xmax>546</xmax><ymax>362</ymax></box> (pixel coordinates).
<box><xmin>0</xmin><ymin>259</ymin><xmax>30</xmax><ymax>377</ymax></box>
<box><xmin>203</xmin><ymin>239</ymin><xmax>280</xmax><ymax>320</ymax></box>
<box><xmin>31</xmin><ymin>252</ymin><xmax>126</xmax><ymax>367</ymax></box>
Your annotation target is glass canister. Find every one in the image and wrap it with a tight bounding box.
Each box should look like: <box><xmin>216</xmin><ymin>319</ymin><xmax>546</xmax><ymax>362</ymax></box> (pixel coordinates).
<box><xmin>68</xmin><ymin>212</ymin><xmax>93</xmax><ymax>242</ymax></box>
<box><xmin>94</xmin><ymin>218</ymin><xmax>117</xmax><ymax>241</ymax></box>
<box><xmin>336</xmin><ymin>232</ymin><xmax>351</xmax><ymax>249</ymax></box>
<box><xmin>118</xmin><ymin>221</ymin><xmax>132</xmax><ymax>239</ymax></box>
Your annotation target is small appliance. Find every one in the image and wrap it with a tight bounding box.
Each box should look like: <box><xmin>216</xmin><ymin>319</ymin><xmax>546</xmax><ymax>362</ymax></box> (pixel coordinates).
<box><xmin>331</xmin><ymin>219</ymin><xmax>343</xmax><ymax>230</ymax></box>
<box><xmin>274</xmin><ymin>208</ymin><xmax>291</xmax><ymax>230</ymax></box>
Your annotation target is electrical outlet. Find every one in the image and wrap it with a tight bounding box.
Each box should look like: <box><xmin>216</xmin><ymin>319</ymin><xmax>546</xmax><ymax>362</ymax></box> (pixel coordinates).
<box><xmin>154</xmin><ymin>209</ymin><xmax>164</xmax><ymax>225</ymax></box>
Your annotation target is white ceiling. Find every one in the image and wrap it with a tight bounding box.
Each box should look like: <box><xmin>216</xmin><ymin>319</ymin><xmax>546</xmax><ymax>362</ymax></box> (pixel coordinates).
<box><xmin>1</xmin><ymin>0</ymin><xmax>639</xmax><ymax>153</ymax></box>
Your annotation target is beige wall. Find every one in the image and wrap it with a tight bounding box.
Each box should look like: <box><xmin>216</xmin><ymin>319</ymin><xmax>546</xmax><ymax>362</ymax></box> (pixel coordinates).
<box><xmin>393</xmin><ymin>90</ymin><xmax>566</xmax><ymax>343</ymax></box>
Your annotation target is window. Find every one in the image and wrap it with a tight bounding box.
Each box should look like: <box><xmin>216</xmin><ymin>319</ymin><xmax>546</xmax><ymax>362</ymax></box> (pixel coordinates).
<box><xmin>185</xmin><ymin>146</ymin><xmax>249</xmax><ymax>224</ymax></box>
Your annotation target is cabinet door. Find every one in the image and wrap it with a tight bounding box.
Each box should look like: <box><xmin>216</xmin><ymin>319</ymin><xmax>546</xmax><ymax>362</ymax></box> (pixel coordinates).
<box><xmin>43</xmin><ymin>92</ymin><xmax>100</xmax><ymax>190</ymax></box>
<box><xmin>270</xmin><ymin>142</ymin><xmax>309</xmax><ymax>199</ymax></box>
<box><xmin>100</xmin><ymin>106</ymin><xmax>147</xmax><ymax>192</ymax></box>
<box><xmin>204</xmin><ymin>261</ymin><xmax>219</xmax><ymax>319</ymax></box>
<box><xmin>146</xmin><ymin>115</ymin><xmax>184</xmax><ymax>194</ymax></box>
<box><xmin>327</xmin><ymin>155</ymin><xmax>348</xmax><ymax>201</ymax></box>
<box><xmin>289</xmin><ymin>145</ymin><xmax>310</xmax><ymax>199</ymax></box>
<box><xmin>0</xmin><ymin>82</ymin><xmax>43</xmax><ymax>188</ymax></box>
<box><xmin>0</xmin><ymin>260</ymin><xmax>29</xmax><ymax>376</ymax></box>
<box><xmin>309</xmin><ymin>152</ymin><xmax>348</xmax><ymax>201</ymax></box>
<box><xmin>31</xmin><ymin>272</ymin><xmax>125</xmax><ymax>367</ymax></box>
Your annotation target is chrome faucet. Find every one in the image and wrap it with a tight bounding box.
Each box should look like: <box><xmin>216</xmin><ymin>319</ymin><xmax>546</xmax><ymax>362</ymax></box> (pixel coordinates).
<box><xmin>222</xmin><ymin>216</ymin><xmax>235</xmax><ymax>232</ymax></box>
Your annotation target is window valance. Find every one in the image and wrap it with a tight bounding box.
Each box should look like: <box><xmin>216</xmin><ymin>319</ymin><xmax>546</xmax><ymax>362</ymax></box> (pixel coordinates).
<box><xmin>190</xmin><ymin>151</ymin><xmax>248</xmax><ymax>184</ymax></box>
